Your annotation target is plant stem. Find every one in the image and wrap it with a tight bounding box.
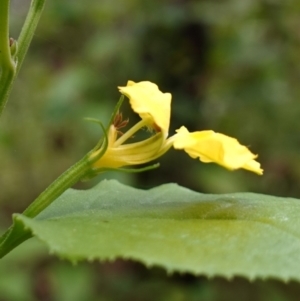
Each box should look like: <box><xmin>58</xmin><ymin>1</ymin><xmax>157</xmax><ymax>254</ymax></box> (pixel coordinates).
<box><xmin>23</xmin><ymin>154</ymin><xmax>92</xmax><ymax>218</ymax></box>
<box><xmin>0</xmin><ymin>0</ymin><xmax>16</xmax><ymax>115</ymax></box>
<box><xmin>0</xmin><ymin>223</ymin><xmax>32</xmax><ymax>259</ymax></box>
<box><xmin>16</xmin><ymin>0</ymin><xmax>46</xmax><ymax>75</ymax></box>
<box><xmin>0</xmin><ymin>0</ymin><xmax>46</xmax><ymax>116</ymax></box>
<box><xmin>0</xmin><ymin>154</ymin><xmax>92</xmax><ymax>258</ymax></box>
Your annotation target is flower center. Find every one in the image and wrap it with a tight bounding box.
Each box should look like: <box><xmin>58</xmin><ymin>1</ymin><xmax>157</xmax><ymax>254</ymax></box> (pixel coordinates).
<box><xmin>113</xmin><ymin>111</ymin><xmax>129</xmax><ymax>137</ymax></box>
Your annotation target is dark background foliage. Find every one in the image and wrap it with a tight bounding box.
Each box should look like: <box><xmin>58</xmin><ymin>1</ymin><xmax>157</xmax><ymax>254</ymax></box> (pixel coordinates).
<box><xmin>1</xmin><ymin>0</ymin><xmax>300</xmax><ymax>299</ymax></box>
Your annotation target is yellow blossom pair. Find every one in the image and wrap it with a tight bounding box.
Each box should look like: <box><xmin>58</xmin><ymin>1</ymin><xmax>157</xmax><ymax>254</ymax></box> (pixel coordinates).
<box><xmin>90</xmin><ymin>81</ymin><xmax>263</xmax><ymax>175</ymax></box>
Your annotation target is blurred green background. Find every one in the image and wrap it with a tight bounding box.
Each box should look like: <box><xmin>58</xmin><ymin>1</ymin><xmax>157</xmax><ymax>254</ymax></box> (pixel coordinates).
<box><xmin>1</xmin><ymin>0</ymin><xmax>300</xmax><ymax>299</ymax></box>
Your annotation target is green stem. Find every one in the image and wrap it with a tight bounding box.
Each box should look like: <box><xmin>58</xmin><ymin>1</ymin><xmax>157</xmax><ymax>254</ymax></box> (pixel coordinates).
<box><xmin>16</xmin><ymin>0</ymin><xmax>46</xmax><ymax>75</ymax></box>
<box><xmin>0</xmin><ymin>68</ymin><xmax>15</xmax><ymax>115</ymax></box>
<box><xmin>0</xmin><ymin>153</ymin><xmax>92</xmax><ymax>258</ymax></box>
<box><xmin>0</xmin><ymin>223</ymin><xmax>32</xmax><ymax>259</ymax></box>
<box><xmin>23</xmin><ymin>154</ymin><xmax>91</xmax><ymax>218</ymax></box>
<box><xmin>0</xmin><ymin>0</ymin><xmax>16</xmax><ymax>115</ymax></box>
<box><xmin>0</xmin><ymin>0</ymin><xmax>12</xmax><ymax>64</ymax></box>
<box><xmin>0</xmin><ymin>0</ymin><xmax>46</xmax><ymax>116</ymax></box>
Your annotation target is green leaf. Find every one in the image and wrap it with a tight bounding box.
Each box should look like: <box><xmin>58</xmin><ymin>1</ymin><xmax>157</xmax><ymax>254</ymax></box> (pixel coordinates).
<box><xmin>3</xmin><ymin>179</ymin><xmax>300</xmax><ymax>281</ymax></box>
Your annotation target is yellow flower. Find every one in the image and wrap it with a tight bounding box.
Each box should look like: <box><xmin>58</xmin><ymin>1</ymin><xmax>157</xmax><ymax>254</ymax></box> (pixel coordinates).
<box><xmin>90</xmin><ymin>80</ymin><xmax>263</xmax><ymax>175</ymax></box>
<box><xmin>118</xmin><ymin>81</ymin><xmax>171</xmax><ymax>138</ymax></box>
<box><xmin>173</xmin><ymin>126</ymin><xmax>263</xmax><ymax>175</ymax></box>
<box><xmin>90</xmin><ymin>81</ymin><xmax>172</xmax><ymax>170</ymax></box>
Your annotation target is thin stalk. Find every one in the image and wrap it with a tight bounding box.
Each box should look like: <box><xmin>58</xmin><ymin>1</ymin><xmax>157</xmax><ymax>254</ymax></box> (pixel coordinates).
<box><xmin>16</xmin><ymin>0</ymin><xmax>46</xmax><ymax>75</ymax></box>
<box><xmin>0</xmin><ymin>153</ymin><xmax>93</xmax><ymax>258</ymax></box>
<box><xmin>0</xmin><ymin>0</ymin><xmax>46</xmax><ymax>116</ymax></box>
<box><xmin>0</xmin><ymin>0</ymin><xmax>16</xmax><ymax>115</ymax></box>
<box><xmin>23</xmin><ymin>154</ymin><xmax>92</xmax><ymax>218</ymax></box>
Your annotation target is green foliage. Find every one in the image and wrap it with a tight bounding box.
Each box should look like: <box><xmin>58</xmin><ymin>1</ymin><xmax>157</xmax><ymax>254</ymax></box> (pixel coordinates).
<box><xmin>2</xmin><ymin>0</ymin><xmax>300</xmax><ymax>299</ymax></box>
<box><xmin>3</xmin><ymin>179</ymin><xmax>300</xmax><ymax>281</ymax></box>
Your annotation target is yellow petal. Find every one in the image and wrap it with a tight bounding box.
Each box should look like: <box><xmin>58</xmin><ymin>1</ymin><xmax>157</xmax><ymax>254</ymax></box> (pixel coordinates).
<box><xmin>118</xmin><ymin>81</ymin><xmax>171</xmax><ymax>138</ymax></box>
<box><xmin>173</xmin><ymin>126</ymin><xmax>263</xmax><ymax>175</ymax></box>
<box><xmin>92</xmin><ymin>133</ymin><xmax>166</xmax><ymax>169</ymax></box>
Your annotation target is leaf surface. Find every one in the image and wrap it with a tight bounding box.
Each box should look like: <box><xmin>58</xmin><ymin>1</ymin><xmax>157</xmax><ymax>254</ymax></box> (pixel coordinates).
<box><xmin>11</xmin><ymin>180</ymin><xmax>300</xmax><ymax>280</ymax></box>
